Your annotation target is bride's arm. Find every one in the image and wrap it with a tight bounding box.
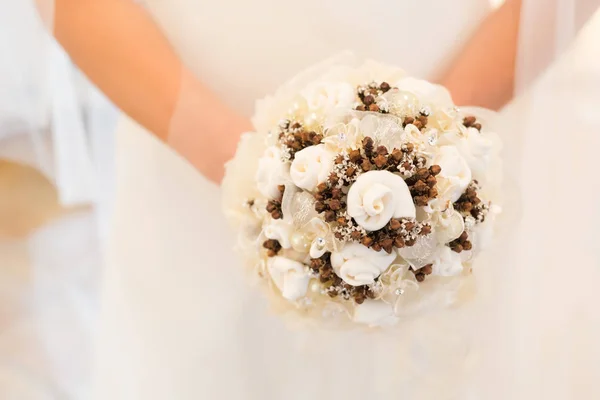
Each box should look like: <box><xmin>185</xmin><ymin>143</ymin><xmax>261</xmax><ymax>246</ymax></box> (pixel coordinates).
<box><xmin>46</xmin><ymin>0</ymin><xmax>251</xmax><ymax>183</ymax></box>
<box><xmin>440</xmin><ymin>0</ymin><xmax>522</xmax><ymax>109</ymax></box>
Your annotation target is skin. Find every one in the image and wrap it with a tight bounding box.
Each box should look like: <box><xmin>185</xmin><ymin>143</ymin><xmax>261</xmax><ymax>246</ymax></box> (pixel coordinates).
<box><xmin>46</xmin><ymin>0</ymin><xmax>522</xmax><ymax>183</ymax></box>
<box><xmin>439</xmin><ymin>0</ymin><xmax>523</xmax><ymax>109</ymax></box>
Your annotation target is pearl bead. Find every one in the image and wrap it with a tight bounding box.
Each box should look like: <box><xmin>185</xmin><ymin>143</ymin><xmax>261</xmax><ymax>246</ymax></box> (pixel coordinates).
<box><xmin>310</xmin><ymin>282</ymin><xmax>321</xmax><ymax>293</ymax></box>
<box><xmin>290</xmin><ymin>231</ymin><xmax>310</xmax><ymax>252</ymax></box>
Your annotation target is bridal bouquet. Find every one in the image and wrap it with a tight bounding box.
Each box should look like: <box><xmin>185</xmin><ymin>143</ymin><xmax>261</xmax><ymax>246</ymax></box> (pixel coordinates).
<box><xmin>223</xmin><ymin>58</ymin><xmax>502</xmax><ymax>328</ymax></box>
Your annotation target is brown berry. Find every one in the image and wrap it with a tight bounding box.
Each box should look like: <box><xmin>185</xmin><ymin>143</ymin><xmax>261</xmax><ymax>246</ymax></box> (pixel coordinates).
<box><xmin>413</xmin><ymin>180</ymin><xmax>429</xmax><ymax>194</ymax></box>
<box><xmin>324</xmin><ymin>211</ymin><xmax>336</xmax><ymax>222</ymax></box>
<box><xmin>380</xmin><ymin>82</ymin><xmax>391</xmax><ymax>92</ymax></box>
<box><xmin>420</xmin><ymin>225</ymin><xmax>432</xmax><ymax>236</ymax></box>
<box><xmin>381</xmin><ymin>238</ymin><xmax>394</xmax><ymax>254</ymax></box>
<box><xmin>351</xmin><ymin>231</ymin><xmax>362</xmax><ymax>241</ymax></box>
<box><xmin>403</xmin><ymin>143</ymin><xmax>415</xmax><ymax>153</ymax></box>
<box><xmin>428</xmin><ymin>188</ymin><xmax>439</xmax><ymax>198</ymax></box>
<box><xmin>473</xmin><ymin>123</ymin><xmax>482</xmax><ymax>131</ymax></box>
<box><xmin>389</xmin><ymin>218</ymin><xmax>402</xmax><ymax>230</ymax></box>
<box><xmin>361</xmin><ymin>159</ymin><xmax>373</xmax><ymax>171</ymax></box>
<box><xmin>421</xmin><ymin>264</ymin><xmax>433</xmax><ymax>275</ymax></box>
<box><xmin>315</xmin><ymin>202</ymin><xmax>327</xmax><ymax>212</ymax></box>
<box><xmin>403</xmin><ymin>117</ymin><xmax>414</xmax><ymax>126</ymax></box>
<box><xmin>271</xmin><ymin>210</ymin><xmax>283</xmax><ymax>219</ymax></box>
<box><xmin>463</xmin><ymin>116</ymin><xmax>476</xmax><ymax>127</ymax></box>
<box><xmin>346</xmin><ymin>166</ymin><xmax>356</xmax><ymax>177</ymax></box>
<box><xmin>452</xmin><ymin>244</ymin><xmax>464</xmax><ymax>253</ymax></box>
<box><xmin>463</xmin><ymin>241</ymin><xmax>473</xmax><ymax>251</ymax></box>
<box><xmin>415</xmin><ymin>273</ymin><xmax>426</xmax><ymax>283</ymax></box>
<box><xmin>374</xmin><ymin>154</ymin><xmax>387</xmax><ymax>168</ymax></box>
<box><xmin>363</xmin><ymin>95</ymin><xmax>375</xmax><ymax>106</ymax></box>
<box><xmin>394</xmin><ymin>237</ymin><xmax>406</xmax><ymax>248</ymax></box>
<box><xmin>331</xmin><ymin>188</ymin><xmax>342</xmax><ymax>199</ymax></box>
<box><xmin>390</xmin><ymin>149</ymin><xmax>403</xmax><ymax>162</ymax></box>
<box><xmin>376</xmin><ymin>146</ymin><xmax>388</xmax><ymax>156</ymax></box>
<box><xmin>414</xmin><ymin>196</ymin><xmax>428</xmax><ymax>206</ymax></box>
<box><xmin>349</xmin><ymin>149</ymin><xmax>362</xmax><ymax>163</ymax></box>
<box><xmin>415</xmin><ymin>168</ymin><xmax>430</xmax><ymax>180</ymax></box>
<box><xmin>368</xmin><ymin>104</ymin><xmax>380</xmax><ymax>112</ymax></box>
<box><xmin>328</xmin><ymin>199</ymin><xmax>341</xmax><ymax>211</ymax></box>
<box><xmin>371</xmin><ymin>243</ymin><xmax>382</xmax><ymax>252</ymax></box>
<box><xmin>429</xmin><ymin>165</ymin><xmax>442</xmax><ymax>176</ymax></box>
<box><xmin>361</xmin><ymin>237</ymin><xmax>374</xmax><ymax>247</ymax></box>
<box><xmin>356</xmin><ymin>104</ymin><xmax>366</xmax><ymax>111</ymax></box>
<box><xmin>426</xmin><ymin>175</ymin><xmax>437</xmax><ymax>187</ymax></box>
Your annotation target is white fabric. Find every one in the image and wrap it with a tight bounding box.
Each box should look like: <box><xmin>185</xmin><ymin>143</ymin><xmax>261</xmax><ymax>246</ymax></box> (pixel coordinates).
<box><xmin>0</xmin><ymin>0</ymin><xmax>118</xmax><ymax>207</ymax></box>
<box><xmin>94</xmin><ymin>1</ymin><xmax>493</xmax><ymax>399</ymax></box>
<box><xmin>474</xmin><ymin>5</ymin><xmax>600</xmax><ymax>398</ymax></box>
<box><xmin>0</xmin><ymin>211</ymin><xmax>100</xmax><ymax>399</ymax></box>
<box><xmin>93</xmin><ymin>1</ymin><xmax>600</xmax><ymax>399</ymax></box>
<box><xmin>0</xmin><ymin>2</ymin><xmax>116</xmax><ymax>398</ymax></box>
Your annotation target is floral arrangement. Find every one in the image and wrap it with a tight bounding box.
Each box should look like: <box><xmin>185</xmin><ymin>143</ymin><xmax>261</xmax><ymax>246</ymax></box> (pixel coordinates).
<box><xmin>223</xmin><ymin>58</ymin><xmax>502</xmax><ymax>328</ymax></box>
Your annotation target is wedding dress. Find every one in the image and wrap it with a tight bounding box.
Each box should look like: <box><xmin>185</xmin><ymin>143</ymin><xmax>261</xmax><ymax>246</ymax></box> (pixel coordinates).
<box><xmin>94</xmin><ymin>0</ymin><xmax>600</xmax><ymax>399</ymax></box>
<box><xmin>93</xmin><ymin>1</ymin><xmax>492</xmax><ymax>399</ymax></box>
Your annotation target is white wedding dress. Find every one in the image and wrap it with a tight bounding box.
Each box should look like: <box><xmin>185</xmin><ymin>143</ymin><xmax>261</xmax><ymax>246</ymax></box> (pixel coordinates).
<box><xmin>94</xmin><ymin>1</ymin><xmax>600</xmax><ymax>399</ymax></box>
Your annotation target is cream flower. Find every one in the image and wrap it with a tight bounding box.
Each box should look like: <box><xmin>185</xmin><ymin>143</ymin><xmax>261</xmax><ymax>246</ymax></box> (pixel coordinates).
<box><xmin>255</xmin><ymin>145</ymin><xmax>289</xmax><ymax>199</ymax></box>
<box><xmin>290</xmin><ymin>144</ymin><xmax>335</xmax><ymax>191</ymax></box>
<box><xmin>263</xmin><ymin>218</ymin><xmax>294</xmax><ymax>249</ymax></box>
<box><xmin>433</xmin><ymin>207</ymin><xmax>465</xmax><ymax>244</ymax></box>
<box><xmin>267</xmin><ymin>256</ymin><xmax>310</xmax><ymax>301</ymax></box>
<box><xmin>301</xmin><ymin>81</ymin><xmax>356</xmax><ymax>118</ymax></box>
<box><xmin>347</xmin><ymin>170</ymin><xmax>415</xmax><ymax>231</ymax></box>
<box><xmin>331</xmin><ymin>243</ymin><xmax>397</xmax><ymax>286</ymax></box>
<box><xmin>440</xmin><ymin>127</ymin><xmax>494</xmax><ymax>182</ymax></box>
<box><xmin>395</xmin><ymin>77</ymin><xmax>454</xmax><ymax>108</ymax></box>
<box><xmin>322</xmin><ymin>118</ymin><xmax>363</xmax><ymax>153</ymax></box>
<box><xmin>431</xmin><ymin>247</ymin><xmax>464</xmax><ymax>277</ymax></box>
<box><xmin>432</xmin><ymin>146</ymin><xmax>472</xmax><ymax>202</ymax></box>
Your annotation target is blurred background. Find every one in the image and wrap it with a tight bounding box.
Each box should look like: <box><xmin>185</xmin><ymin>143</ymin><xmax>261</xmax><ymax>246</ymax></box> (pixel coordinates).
<box><xmin>0</xmin><ymin>1</ymin><xmax>116</xmax><ymax>398</ymax></box>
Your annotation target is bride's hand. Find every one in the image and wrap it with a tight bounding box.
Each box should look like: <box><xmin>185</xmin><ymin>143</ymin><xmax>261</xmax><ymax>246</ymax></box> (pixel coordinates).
<box><xmin>440</xmin><ymin>0</ymin><xmax>522</xmax><ymax>109</ymax></box>
<box><xmin>44</xmin><ymin>0</ymin><xmax>251</xmax><ymax>183</ymax></box>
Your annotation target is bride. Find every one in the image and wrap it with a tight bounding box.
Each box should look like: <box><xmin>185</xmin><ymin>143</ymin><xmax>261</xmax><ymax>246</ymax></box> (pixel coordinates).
<box><xmin>45</xmin><ymin>0</ymin><xmax>600</xmax><ymax>398</ymax></box>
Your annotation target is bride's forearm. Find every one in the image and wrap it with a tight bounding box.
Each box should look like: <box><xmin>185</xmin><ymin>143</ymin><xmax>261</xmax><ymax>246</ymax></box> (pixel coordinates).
<box><xmin>47</xmin><ymin>0</ymin><xmax>250</xmax><ymax>182</ymax></box>
<box><xmin>440</xmin><ymin>0</ymin><xmax>522</xmax><ymax>109</ymax></box>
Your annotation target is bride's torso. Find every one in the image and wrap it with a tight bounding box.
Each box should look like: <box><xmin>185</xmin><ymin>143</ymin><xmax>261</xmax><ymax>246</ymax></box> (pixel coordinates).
<box><xmin>144</xmin><ymin>0</ymin><xmax>491</xmax><ymax>115</ymax></box>
<box><xmin>100</xmin><ymin>2</ymin><xmax>492</xmax><ymax>399</ymax></box>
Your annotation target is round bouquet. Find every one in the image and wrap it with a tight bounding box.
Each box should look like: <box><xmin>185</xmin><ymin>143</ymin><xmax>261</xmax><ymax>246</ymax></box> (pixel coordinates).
<box><xmin>223</xmin><ymin>57</ymin><xmax>502</xmax><ymax>328</ymax></box>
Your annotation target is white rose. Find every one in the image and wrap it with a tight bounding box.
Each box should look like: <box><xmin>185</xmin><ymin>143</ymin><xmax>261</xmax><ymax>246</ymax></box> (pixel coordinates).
<box><xmin>256</xmin><ymin>146</ymin><xmax>288</xmax><ymax>198</ymax></box>
<box><xmin>301</xmin><ymin>82</ymin><xmax>356</xmax><ymax>116</ymax></box>
<box><xmin>347</xmin><ymin>170</ymin><xmax>416</xmax><ymax>231</ymax></box>
<box><xmin>432</xmin><ymin>146</ymin><xmax>472</xmax><ymax>202</ymax></box>
<box><xmin>331</xmin><ymin>243</ymin><xmax>397</xmax><ymax>286</ymax></box>
<box><xmin>440</xmin><ymin>127</ymin><xmax>494</xmax><ymax>182</ymax></box>
<box><xmin>395</xmin><ymin>77</ymin><xmax>454</xmax><ymax>108</ymax></box>
<box><xmin>263</xmin><ymin>219</ymin><xmax>294</xmax><ymax>249</ymax></box>
<box><xmin>353</xmin><ymin>300</ymin><xmax>399</xmax><ymax>327</ymax></box>
<box><xmin>267</xmin><ymin>256</ymin><xmax>310</xmax><ymax>301</ymax></box>
<box><xmin>434</xmin><ymin>208</ymin><xmax>465</xmax><ymax>244</ymax></box>
<box><xmin>431</xmin><ymin>246</ymin><xmax>463</xmax><ymax>277</ymax></box>
<box><xmin>290</xmin><ymin>144</ymin><xmax>335</xmax><ymax>191</ymax></box>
